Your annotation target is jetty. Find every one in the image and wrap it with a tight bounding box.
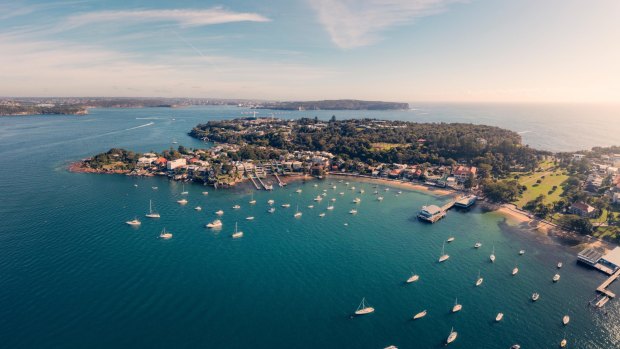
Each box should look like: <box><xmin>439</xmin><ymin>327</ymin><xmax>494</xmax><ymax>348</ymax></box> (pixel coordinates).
<box><xmin>255</xmin><ymin>172</ymin><xmax>273</xmax><ymax>190</ymax></box>
<box><xmin>274</xmin><ymin>173</ymin><xmax>285</xmax><ymax>187</ymax></box>
<box><xmin>418</xmin><ymin>195</ymin><xmax>474</xmax><ymax>223</ymax></box>
<box><xmin>247</xmin><ymin>174</ymin><xmax>261</xmax><ymax>190</ymax></box>
<box><xmin>596</xmin><ymin>269</ymin><xmax>620</xmax><ymax>298</ymax></box>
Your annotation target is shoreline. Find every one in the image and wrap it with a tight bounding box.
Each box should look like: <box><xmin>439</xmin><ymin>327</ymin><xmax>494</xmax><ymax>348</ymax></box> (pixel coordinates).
<box><xmin>487</xmin><ymin>202</ymin><xmax>614</xmax><ymax>251</ymax></box>
<box><xmin>326</xmin><ymin>173</ymin><xmax>458</xmax><ymax>198</ymax></box>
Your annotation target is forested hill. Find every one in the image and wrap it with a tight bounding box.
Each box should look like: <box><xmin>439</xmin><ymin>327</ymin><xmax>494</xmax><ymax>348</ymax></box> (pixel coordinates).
<box><xmin>257</xmin><ymin>99</ymin><xmax>408</xmax><ymax>110</ymax></box>
<box><xmin>190</xmin><ymin>118</ymin><xmax>544</xmax><ymax>175</ymax></box>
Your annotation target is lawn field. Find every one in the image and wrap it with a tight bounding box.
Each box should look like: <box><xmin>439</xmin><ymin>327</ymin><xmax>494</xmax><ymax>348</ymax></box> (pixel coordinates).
<box><xmin>513</xmin><ymin>161</ymin><xmax>568</xmax><ymax>208</ymax></box>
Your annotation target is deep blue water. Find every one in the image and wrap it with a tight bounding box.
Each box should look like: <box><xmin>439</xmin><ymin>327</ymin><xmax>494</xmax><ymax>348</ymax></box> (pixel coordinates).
<box><xmin>0</xmin><ymin>105</ymin><xmax>619</xmax><ymax>348</ymax></box>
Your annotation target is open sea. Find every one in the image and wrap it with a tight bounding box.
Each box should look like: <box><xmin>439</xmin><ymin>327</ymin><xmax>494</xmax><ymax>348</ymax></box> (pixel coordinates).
<box><xmin>0</xmin><ymin>104</ymin><xmax>619</xmax><ymax>348</ymax></box>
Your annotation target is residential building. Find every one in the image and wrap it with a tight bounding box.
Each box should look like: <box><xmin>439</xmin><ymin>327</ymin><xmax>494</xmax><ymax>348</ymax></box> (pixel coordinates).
<box><xmin>568</xmin><ymin>202</ymin><xmax>597</xmax><ymax>218</ymax></box>
<box><xmin>167</xmin><ymin>158</ymin><xmax>187</xmax><ymax>170</ymax></box>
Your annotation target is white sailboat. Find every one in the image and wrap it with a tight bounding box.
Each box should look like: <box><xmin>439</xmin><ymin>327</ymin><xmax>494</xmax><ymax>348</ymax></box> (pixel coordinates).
<box><xmin>495</xmin><ymin>312</ymin><xmax>504</xmax><ymax>322</ymax></box>
<box><xmin>519</xmin><ymin>249</ymin><xmax>525</xmax><ymax>255</ymax></box>
<box><xmin>249</xmin><ymin>193</ymin><xmax>256</xmax><ymax>205</ymax></box>
<box><xmin>181</xmin><ymin>184</ymin><xmax>188</xmax><ymax>195</ymax></box>
<box><xmin>126</xmin><ymin>217</ymin><xmax>141</xmax><ymax>226</ymax></box>
<box><xmin>475</xmin><ymin>270</ymin><xmax>483</xmax><ymax>286</ymax></box>
<box><xmin>557</xmin><ymin>261</ymin><xmax>563</xmax><ymax>269</ymax></box>
<box><xmin>413</xmin><ymin>310</ymin><xmax>427</xmax><ymax>319</ymax></box>
<box><xmin>246</xmin><ymin>216</ymin><xmax>255</xmax><ymax>221</ymax></box>
<box><xmin>145</xmin><ymin>200</ymin><xmax>160</xmax><ymax>218</ymax></box>
<box><xmin>177</xmin><ymin>198</ymin><xmax>188</xmax><ymax>205</ymax></box>
<box><xmin>349</xmin><ymin>209</ymin><xmax>358</xmax><ymax>214</ymax></box>
<box><xmin>452</xmin><ymin>298</ymin><xmax>462</xmax><ymax>313</ymax></box>
<box><xmin>532</xmin><ymin>292</ymin><xmax>540</xmax><ymax>301</ymax></box>
<box><xmin>406</xmin><ymin>272</ymin><xmax>420</xmax><ymax>283</ymax></box>
<box><xmin>553</xmin><ymin>273</ymin><xmax>561</xmax><ymax>282</ymax></box>
<box><xmin>490</xmin><ymin>245</ymin><xmax>496</xmax><ymax>262</ymax></box>
<box><xmin>281</xmin><ymin>203</ymin><xmax>291</xmax><ymax>208</ymax></box>
<box><xmin>232</xmin><ymin>204</ymin><xmax>241</xmax><ymax>209</ymax></box>
<box><xmin>327</xmin><ymin>205</ymin><xmax>334</xmax><ymax>210</ymax></box>
<box><xmin>446</xmin><ymin>237</ymin><xmax>455</xmax><ymax>243</ymax></box>
<box><xmin>439</xmin><ymin>242</ymin><xmax>449</xmax><ymax>262</ymax></box>
<box><xmin>354</xmin><ymin>298</ymin><xmax>374</xmax><ymax>315</ymax></box>
<box><xmin>268</xmin><ymin>207</ymin><xmax>276</xmax><ymax>213</ymax></box>
<box><xmin>512</xmin><ymin>265</ymin><xmax>519</xmax><ymax>276</ymax></box>
<box><xmin>446</xmin><ymin>327</ymin><xmax>458</xmax><ymax>344</ymax></box>
<box><xmin>562</xmin><ymin>315</ymin><xmax>570</xmax><ymax>325</ymax></box>
<box><xmin>352</xmin><ymin>197</ymin><xmax>361</xmax><ymax>203</ymax></box>
<box><xmin>206</xmin><ymin>219</ymin><xmax>222</xmax><ymax>229</ymax></box>
<box><xmin>231</xmin><ymin>222</ymin><xmax>243</xmax><ymax>239</ymax></box>
<box><xmin>377</xmin><ymin>196</ymin><xmax>384</xmax><ymax>201</ymax></box>
<box><xmin>194</xmin><ymin>206</ymin><xmax>202</xmax><ymax>211</ymax></box>
<box><xmin>267</xmin><ymin>199</ymin><xmax>275</xmax><ymax>205</ymax></box>
<box><xmin>294</xmin><ymin>205</ymin><xmax>302</xmax><ymax>218</ymax></box>
<box><xmin>314</xmin><ymin>195</ymin><xmax>323</xmax><ymax>202</ymax></box>
<box><xmin>215</xmin><ymin>209</ymin><xmax>224</xmax><ymax>216</ymax></box>
<box><xmin>474</xmin><ymin>242</ymin><xmax>482</xmax><ymax>248</ymax></box>
<box><xmin>159</xmin><ymin>227</ymin><xmax>172</xmax><ymax>239</ymax></box>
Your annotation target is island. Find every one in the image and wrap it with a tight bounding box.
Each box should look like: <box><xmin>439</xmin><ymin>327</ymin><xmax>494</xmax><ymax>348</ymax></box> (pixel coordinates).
<box><xmin>71</xmin><ymin>116</ymin><xmax>620</xmax><ymax>244</ymax></box>
<box><xmin>255</xmin><ymin>99</ymin><xmax>409</xmax><ymax>110</ymax></box>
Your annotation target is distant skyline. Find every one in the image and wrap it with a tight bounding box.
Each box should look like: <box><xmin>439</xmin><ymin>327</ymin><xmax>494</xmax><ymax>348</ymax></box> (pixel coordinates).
<box><xmin>1</xmin><ymin>0</ymin><xmax>619</xmax><ymax>103</ymax></box>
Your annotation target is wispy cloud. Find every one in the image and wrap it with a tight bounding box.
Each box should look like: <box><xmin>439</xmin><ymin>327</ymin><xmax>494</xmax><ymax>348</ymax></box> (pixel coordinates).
<box><xmin>61</xmin><ymin>7</ymin><xmax>270</xmax><ymax>30</ymax></box>
<box><xmin>309</xmin><ymin>0</ymin><xmax>462</xmax><ymax>49</ymax></box>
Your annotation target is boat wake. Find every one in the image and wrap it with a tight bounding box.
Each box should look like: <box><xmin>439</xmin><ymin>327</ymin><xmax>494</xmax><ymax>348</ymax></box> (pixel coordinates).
<box><xmin>125</xmin><ymin>122</ymin><xmax>155</xmax><ymax>131</ymax></box>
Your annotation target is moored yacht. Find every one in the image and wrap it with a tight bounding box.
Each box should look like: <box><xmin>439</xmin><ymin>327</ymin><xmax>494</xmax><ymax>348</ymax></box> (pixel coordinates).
<box><xmin>232</xmin><ymin>204</ymin><xmax>241</xmax><ymax>209</ymax></box>
<box><xmin>495</xmin><ymin>312</ymin><xmax>504</xmax><ymax>322</ymax></box>
<box><xmin>126</xmin><ymin>217</ymin><xmax>141</xmax><ymax>226</ymax></box>
<box><xmin>438</xmin><ymin>242</ymin><xmax>449</xmax><ymax>262</ymax></box>
<box><xmin>319</xmin><ymin>212</ymin><xmax>326</xmax><ymax>217</ymax></box>
<box><xmin>294</xmin><ymin>205</ymin><xmax>302</xmax><ymax>218</ymax></box>
<box><xmin>349</xmin><ymin>209</ymin><xmax>358</xmax><ymax>214</ymax></box>
<box><xmin>206</xmin><ymin>219</ymin><xmax>222</xmax><ymax>228</ymax></box>
<box><xmin>268</xmin><ymin>207</ymin><xmax>276</xmax><ymax>213</ymax></box>
<box><xmin>215</xmin><ymin>209</ymin><xmax>224</xmax><ymax>216</ymax></box>
<box><xmin>181</xmin><ymin>184</ymin><xmax>188</xmax><ymax>195</ymax></box>
<box><xmin>327</xmin><ymin>205</ymin><xmax>334</xmax><ymax>210</ymax></box>
<box><xmin>202</xmin><ymin>191</ymin><xmax>209</xmax><ymax>195</ymax></box>
<box><xmin>407</xmin><ymin>273</ymin><xmax>419</xmax><ymax>283</ymax></box>
<box><xmin>532</xmin><ymin>292</ymin><xmax>540</xmax><ymax>301</ymax></box>
<box><xmin>231</xmin><ymin>222</ymin><xmax>243</xmax><ymax>239</ymax></box>
<box><xmin>267</xmin><ymin>199</ymin><xmax>275</xmax><ymax>205</ymax></box>
<box><xmin>446</xmin><ymin>237</ymin><xmax>455</xmax><ymax>242</ymax></box>
<box><xmin>553</xmin><ymin>273</ymin><xmax>561</xmax><ymax>282</ymax></box>
<box><xmin>194</xmin><ymin>206</ymin><xmax>202</xmax><ymax>211</ymax></box>
<box><xmin>281</xmin><ymin>203</ymin><xmax>291</xmax><ymax>208</ymax></box>
<box><xmin>446</xmin><ymin>327</ymin><xmax>457</xmax><ymax>344</ymax></box>
<box><xmin>354</xmin><ymin>298</ymin><xmax>374</xmax><ymax>315</ymax></box>
<box><xmin>490</xmin><ymin>246</ymin><xmax>496</xmax><ymax>262</ymax></box>
<box><xmin>314</xmin><ymin>195</ymin><xmax>323</xmax><ymax>202</ymax></box>
<box><xmin>452</xmin><ymin>298</ymin><xmax>462</xmax><ymax>313</ymax></box>
<box><xmin>413</xmin><ymin>310</ymin><xmax>427</xmax><ymax>319</ymax></box>
<box><xmin>352</xmin><ymin>197</ymin><xmax>361</xmax><ymax>203</ymax></box>
<box><xmin>249</xmin><ymin>193</ymin><xmax>256</xmax><ymax>205</ymax></box>
<box><xmin>177</xmin><ymin>198</ymin><xmax>188</xmax><ymax>205</ymax></box>
<box><xmin>512</xmin><ymin>265</ymin><xmax>519</xmax><ymax>275</ymax></box>
<box><xmin>159</xmin><ymin>228</ymin><xmax>172</xmax><ymax>239</ymax></box>
<box><xmin>563</xmin><ymin>315</ymin><xmax>570</xmax><ymax>325</ymax></box>
<box><xmin>377</xmin><ymin>196</ymin><xmax>384</xmax><ymax>201</ymax></box>
<box><xmin>519</xmin><ymin>249</ymin><xmax>525</xmax><ymax>255</ymax></box>
<box><xmin>475</xmin><ymin>270</ymin><xmax>483</xmax><ymax>286</ymax></box>
<box><xmin>560</xmin><ymin>339</ymin><xmax>567</xmax><ymax>348</ymax></box>
<box><xmin>474</xmin><ymin>242</ymin><xmax>482</xmax><ymax>248</ymax></box>
<box><xmin>246</xmin><ymin>216</ymin><xmax>254</xmax><ymax>220</ymax></box>
<box><xmin>557</xmin><ymin>262</ymin><xmax>563</xmax><ymax>269</ymax></box>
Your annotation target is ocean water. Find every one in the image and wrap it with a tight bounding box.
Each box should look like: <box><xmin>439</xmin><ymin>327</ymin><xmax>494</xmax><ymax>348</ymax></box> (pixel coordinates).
<box><xmin>0</xmin><ymin>105</ymin><xmax>619</xmax><ymax>348</ymax></box>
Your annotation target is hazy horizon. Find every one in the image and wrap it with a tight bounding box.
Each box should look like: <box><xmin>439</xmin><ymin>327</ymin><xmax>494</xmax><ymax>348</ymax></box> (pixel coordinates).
<box><xmin>1</xmin><ymin>0</ymin><xmax>619</xmax><ymax>104</ymax></box>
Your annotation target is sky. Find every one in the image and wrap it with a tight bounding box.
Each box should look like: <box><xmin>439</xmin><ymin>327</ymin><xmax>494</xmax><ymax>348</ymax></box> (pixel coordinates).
<box><xmin>0</xmin><ymin>0</ymin><xmax>619</xmax><ymax>103</ymax></box>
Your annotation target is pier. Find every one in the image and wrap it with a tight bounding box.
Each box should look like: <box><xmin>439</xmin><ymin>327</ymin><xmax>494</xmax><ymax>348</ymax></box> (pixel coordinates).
<box><xmin>418</xmin><ymin>195</ymin><xmax>472</xmax><ymax>223</ymax></box>
<box><xmin>247</xmin><ymin>174</ymin><xmax>261</xmax><ymax>190</ymax></box>
<box><xmin>255</xmin><ymin>172</ymin><xmax>273</xmax><ymax>190</ymax></box>
<box><xmin>596</xmin><ymin>269</ymin><xmax>620</xmax><ymax>298</ymax></box>
<box><xmin>274</xmin><ymin>173</ymin><xmax>285</xmax><ymax>187</ymax></box>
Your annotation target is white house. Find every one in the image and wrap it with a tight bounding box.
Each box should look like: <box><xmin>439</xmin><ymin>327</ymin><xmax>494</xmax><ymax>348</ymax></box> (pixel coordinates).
<box><xmin>167</xmin><ymin>158</ymin><xmax>187</xmax><ymax>170</ymax></box>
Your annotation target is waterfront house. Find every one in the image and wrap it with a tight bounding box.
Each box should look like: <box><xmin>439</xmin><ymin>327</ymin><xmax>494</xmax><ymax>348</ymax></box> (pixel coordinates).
<box><xmin>418</xmin><ymin>205</ymin><xmax>446</xmax><ymax>223</ymax></box>
<box><xmin>569</xmin><ymin>202</ymin><xmax>597</xmax><ymax>218</ymax></box>
<box><xmin>453</xmin><ymin>166</ymin><xmax>477</xmax><ymax>183</ymax></box>
<box><xmin>167</xmin><ymin>158</ymin><xmax>187</xmax><ymax>170</ymax></box>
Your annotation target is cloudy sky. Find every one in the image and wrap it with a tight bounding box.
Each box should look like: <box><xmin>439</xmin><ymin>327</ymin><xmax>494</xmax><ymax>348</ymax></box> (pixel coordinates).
<box><xmin>1</xmin><ymin>0</ymin><xmax>619</xmax><ymax>102</ymax></box>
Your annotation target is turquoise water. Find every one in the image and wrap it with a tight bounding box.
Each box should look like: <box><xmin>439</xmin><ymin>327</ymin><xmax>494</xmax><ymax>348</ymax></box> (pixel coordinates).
<box><xmin>0</xmin><ymin>105</ymin><xmax>619</xmax><ymax>348</ymax></box>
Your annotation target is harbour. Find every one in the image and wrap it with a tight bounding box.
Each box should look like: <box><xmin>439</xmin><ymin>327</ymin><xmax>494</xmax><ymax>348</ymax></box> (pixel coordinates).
<box><xmin>1</xmin><ymin>106</ymin><xmax>619</xmax><ymax>348</ymax></box>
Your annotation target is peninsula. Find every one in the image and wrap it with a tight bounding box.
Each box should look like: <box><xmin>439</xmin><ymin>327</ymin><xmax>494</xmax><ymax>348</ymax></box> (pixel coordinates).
<box><xmin>255</xmin><ymin>99</ymin><xmax>409</xmax><ymax>110</ymax></box>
